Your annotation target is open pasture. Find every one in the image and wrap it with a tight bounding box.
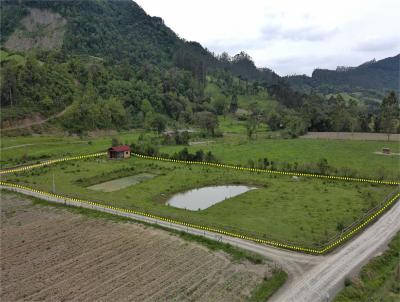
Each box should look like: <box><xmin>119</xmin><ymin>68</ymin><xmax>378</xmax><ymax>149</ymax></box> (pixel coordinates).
<box><xmin>2</xmin><ymin>132</ymin><xmax>399</xmax><ymax>181</ymax></box>
<box><xmin>160</xmin><ymin>136</ymin><xmax>400</xmax><ymax>181</ymax></box>
<box><xmin>2</xmin><ymin>155</ymin><xmax>395</xmax><ymax>249</ymax></box>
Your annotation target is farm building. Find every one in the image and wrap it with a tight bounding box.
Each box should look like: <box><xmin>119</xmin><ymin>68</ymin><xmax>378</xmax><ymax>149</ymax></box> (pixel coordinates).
<box><xmin>108</xmin><ymin>145</ymin><xmax>131</xmax><ymax>159</ymax></box>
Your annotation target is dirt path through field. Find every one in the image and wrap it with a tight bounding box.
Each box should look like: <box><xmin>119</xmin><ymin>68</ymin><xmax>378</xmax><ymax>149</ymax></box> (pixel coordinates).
<box><xmin>1</xmin><ymin>107</ymin><xmax>69</xmax><ymax>131</ymax></box>
<box><xmin>1</xmin><ymin>193</ymin><xmax>271</xmax><ymax>301</ymax></box>
<box><xmin>301</xmin><ymin>131</ymin><xmax>400</xmax><ymax>141</ymax></box>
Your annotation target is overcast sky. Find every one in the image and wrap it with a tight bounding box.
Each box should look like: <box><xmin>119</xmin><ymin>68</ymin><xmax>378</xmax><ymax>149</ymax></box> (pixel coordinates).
<box><xmin>135</xmin><ymin>0</ymin><xmax>400</xmax><ymax>76</ymax></box>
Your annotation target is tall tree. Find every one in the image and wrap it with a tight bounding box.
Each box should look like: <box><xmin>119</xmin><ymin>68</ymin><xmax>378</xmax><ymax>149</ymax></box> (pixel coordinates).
<box><xmin>380</xmin><ymin>91</ymin><xmax>400</xmax><ymax>141</ymax></box>
<box><xmin>194</xmin><ymin>111</ymin><xmax>218</xmax><ymax>136</ymax></box>
<box><xmin>229</xmin><ymin>93</ymin><xmax>238</xmax><ymax>113</ymax></box>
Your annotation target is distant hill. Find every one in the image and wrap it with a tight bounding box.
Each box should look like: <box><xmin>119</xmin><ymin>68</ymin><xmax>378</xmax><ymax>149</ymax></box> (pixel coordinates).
<box><xmin>1</xmin><ymin>0</ymin><xmax>397</xmax><ymax>136</ymax></box>
<box><xmin>1</xmin><ymin>0</ymin><xmax>188</xmax><ymax>66</ymax></box>
<box><xmin>286</xmin><ymin>55</ymin><xmax>399</xmax><ymax>97</ymax></box>
<box><xmin>1</xmin><ymin>0</ymin><xmax>280</xmax><ymax>83</ymax></box>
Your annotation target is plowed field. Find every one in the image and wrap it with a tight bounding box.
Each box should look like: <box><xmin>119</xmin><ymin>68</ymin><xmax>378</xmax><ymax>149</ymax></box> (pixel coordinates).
<box><xmin>1</xmin><ymin>193</ymin><xmax>270</xmax><ymax>301</ymax></box>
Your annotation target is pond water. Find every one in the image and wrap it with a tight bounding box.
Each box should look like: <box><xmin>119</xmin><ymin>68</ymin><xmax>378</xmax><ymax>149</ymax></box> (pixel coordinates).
<box><xmin>87</xmin><ymin>173</ymin><xmax>155</xmax><ymax>192</ymax></box>
<box><xmin>166</xmin><ymin>185</ymin><xmax>256</xmax><ymax>211</ymax></box>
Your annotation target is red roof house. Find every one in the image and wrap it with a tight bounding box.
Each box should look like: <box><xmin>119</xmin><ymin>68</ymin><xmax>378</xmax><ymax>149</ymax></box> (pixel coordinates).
<box><xmin>108</xmin><ymin>145</ymin><xmax>131</xmax><ymax>159</ymax></box>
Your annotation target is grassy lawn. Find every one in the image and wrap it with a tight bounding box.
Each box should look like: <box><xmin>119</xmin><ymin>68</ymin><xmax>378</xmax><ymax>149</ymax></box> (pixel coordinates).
<box><xmin>0</xmin><ymin>131</ymin><xmax>142</xmax><ymax>168</ymax></box>
<box><xmin>3</xmin><ymin>156</ymin><xmax>395</xmax><ymax>249</ymax></box>
<box><xmin>160</xmin><ymin>135</ymin><xmax>400</xmax><ymax>181</ymax></box>
<box><xmin>334</xmin><ymin>232</ymin><xmax>400</xmax><ymax>302</ymax></box>
<box><xmin>2</xmin><ymin>131</ymin><xmax>398</xmax><ymax>181</ymax></box>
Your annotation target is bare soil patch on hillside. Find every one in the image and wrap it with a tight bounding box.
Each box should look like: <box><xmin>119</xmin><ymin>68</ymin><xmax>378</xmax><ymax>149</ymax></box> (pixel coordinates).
<box><xmin>1</xmin><ymin>193</ymin><xmax>270</xmax><ymax>302</ymax></box>
<box><xmin>5</xmin><ymin>8</ymin><xmax>66</xmax><ymax>51</ymax></box>
<box><xmin>301</xmin><ymin>132</ymin><xmax>400</xmax><ymax>141</ymax></box>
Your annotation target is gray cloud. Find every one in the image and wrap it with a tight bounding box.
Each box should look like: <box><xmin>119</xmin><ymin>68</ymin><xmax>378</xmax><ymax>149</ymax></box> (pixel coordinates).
<box><xmin>354</xmin><ymin>36</ymin><xmax>400</xmax><ymax>52</ymax></box>
<box><xmin>136</xmin><ymin>0</ymin><xmax>400</xmax><ymax>76</ymax></box>
<box><xmin>261</xmin><ymin>24</ymin><xmax>338</xmax><ymax>42</ymax></box>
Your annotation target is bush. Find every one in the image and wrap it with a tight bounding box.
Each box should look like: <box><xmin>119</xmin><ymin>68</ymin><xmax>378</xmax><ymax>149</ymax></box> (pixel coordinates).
<box><xmin>336</xmin><ymin>222</ymin><xmax>345</xmax><ymax>232</ymax></box>
<box><xmin>130</xmin><ymin>135</ymin><xmax>159</xmax><ymax>156</ymax></box>
<box><xmin>344</xmin><ymin>277</ymin><xmax>352</xmax><ymax>287</ymax></box>
<box><xmin>171</xmin><ymin>148</ymin><xmax>217</xmax><ymax>163</ymax></box>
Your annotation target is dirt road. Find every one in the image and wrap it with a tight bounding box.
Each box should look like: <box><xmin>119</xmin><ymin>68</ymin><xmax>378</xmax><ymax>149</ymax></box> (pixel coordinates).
<box><xmin>301</xmin><ymin>131</ymin><xmax>400</xmax><ymax>141</ymax></box>
<box><xmin>269</xmin><ymin>198</ymin><xmax>400</xmax><ymax>302</ymax></box>
<box><xmin>2</xmin><ymin>184</ymin><xmax>399</xmax><ymax>301</ymax></box>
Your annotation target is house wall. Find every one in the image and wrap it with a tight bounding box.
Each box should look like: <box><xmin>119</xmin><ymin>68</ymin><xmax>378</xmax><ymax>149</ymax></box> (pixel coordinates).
<box><xmin>108</xmin><ymin>150</ymin><xmax>130</xmax><ymax>159</ymax></box>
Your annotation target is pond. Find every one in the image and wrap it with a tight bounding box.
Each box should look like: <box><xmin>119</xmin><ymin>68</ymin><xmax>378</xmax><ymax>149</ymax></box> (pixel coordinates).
<box><xmin>166</xmin><ymin>185</ymin><xmax>256</xmax><ymax>211</ymax></box>
<box><xmin>87</xmin><ymin>173</ymin><xmax>155</xmax><ymax>192</ymax></box>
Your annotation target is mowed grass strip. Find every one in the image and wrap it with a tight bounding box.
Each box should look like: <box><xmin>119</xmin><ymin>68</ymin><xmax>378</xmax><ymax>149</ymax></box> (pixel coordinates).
<box><xmin>3</xmin><ymin>156</ymin><xmax>395</xmax><ymax>248</ymax></box>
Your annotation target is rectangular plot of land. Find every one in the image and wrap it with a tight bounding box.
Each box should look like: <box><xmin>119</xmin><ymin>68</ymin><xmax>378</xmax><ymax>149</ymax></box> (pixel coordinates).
<box><xmin>87</xmin><ymin>173</ymin><xmax>155</xmax><ymax>192</ymax></box>
<box><xmin>1</xmin><ymin>193</ymin><xmax>269</xmax><ymax>302</ymax></box>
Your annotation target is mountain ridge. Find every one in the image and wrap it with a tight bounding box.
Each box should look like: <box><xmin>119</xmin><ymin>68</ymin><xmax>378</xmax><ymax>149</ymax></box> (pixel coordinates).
<box><xmin>285</xmin><ymin>54</ymin><xmax>399</xmax><ymax>95</ymax></box>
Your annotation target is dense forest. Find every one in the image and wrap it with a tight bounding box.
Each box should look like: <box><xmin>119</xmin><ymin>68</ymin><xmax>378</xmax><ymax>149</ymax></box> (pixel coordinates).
<box><xmin>1</xmin><ymin>0</ymin><xmax>399</xmax><ymax>137</ymax></box>
<box><xmin>286</xmin><ymin>55</ymin><xmax>399</xmax><ymax>97</ymax></box>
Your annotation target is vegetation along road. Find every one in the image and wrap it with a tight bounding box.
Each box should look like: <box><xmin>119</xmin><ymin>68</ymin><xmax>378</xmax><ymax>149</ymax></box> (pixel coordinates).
<box><xmin>2</xmin><ymin>183</ymin><xmax>399</xmax><ymax>302</ymax></box>
<box><xmin>270</xmin><ymin>196</ymin><xmax>400</xmax><ymax>301</ymax></box>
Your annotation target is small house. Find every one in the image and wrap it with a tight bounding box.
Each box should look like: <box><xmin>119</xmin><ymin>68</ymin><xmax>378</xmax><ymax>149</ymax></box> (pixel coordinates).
<box><xmin>382</xmin><ymin>147</ymin><xmax>391</xmax><ymax>155</ymax></box>
<box><xmin>108</xmin><ymin>145</ymin><xmax>131</xmax><ymax>159</ymax></box>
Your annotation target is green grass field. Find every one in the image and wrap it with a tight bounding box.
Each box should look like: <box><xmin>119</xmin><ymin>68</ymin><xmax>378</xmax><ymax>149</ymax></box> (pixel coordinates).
<box><xmin>0</xmin><ymin>132</ymin><xmax>142</xmax><ymax>168</ymax></box>
<box><xmin>334</xmin><ymin>232</ymin><xmax>400</xmax><ymax>301</ymax></box>
<box><xmin>1</xmin><ymin>130</ymin><xmax>398</xmax><ymax>181</ymax></box>
<box><xmin>2</xmin><ymin>155</ymin><xmax>395</xmax><ymax>249</ymax></box>
<box><xmin>161</xmin><ymin>135</ymin><xmax>400</xmax><ymax>181</ymax></box>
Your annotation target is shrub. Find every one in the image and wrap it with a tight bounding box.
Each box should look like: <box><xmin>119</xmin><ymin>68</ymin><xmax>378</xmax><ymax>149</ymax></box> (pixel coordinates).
<box><xmin>344</xmin><ymin>277</ymin><xmax>352</xmax><ymax>287</ymax></box>
<box><xmin>336</xmin><ymin>222</ymin><xmax>345</xmax><ymax>232</ymax></box>
<box><xmin>171</xmin><ymin>148</ymin><xmax>217</xmax><ymax>163</ymax></box>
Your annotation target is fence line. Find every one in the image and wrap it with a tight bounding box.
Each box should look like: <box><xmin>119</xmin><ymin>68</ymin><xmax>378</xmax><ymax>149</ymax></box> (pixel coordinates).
<box><xmin>1</xmin><ymin>151</ymin><xmax>400</xmax><ymax>254</ymax></box>
<box><xmin>1</xmin><ymin>180</ymin><xmax>399</xmax><ymax>254</ymax></box>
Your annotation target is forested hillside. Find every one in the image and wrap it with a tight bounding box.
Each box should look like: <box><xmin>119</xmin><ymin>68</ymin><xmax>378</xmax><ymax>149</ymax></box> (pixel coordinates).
<box><xmin>286</xmin><ymin>55</ymin><xmax>399</xmax><ymax>98</ymax></box>
<box><xmin>1</xmin><ymin>0</ymin><xmax>398</xmax><ymax>137</ymax></box>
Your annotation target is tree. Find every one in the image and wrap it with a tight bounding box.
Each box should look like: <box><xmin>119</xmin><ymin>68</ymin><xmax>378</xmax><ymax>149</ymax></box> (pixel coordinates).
<box><xmin>246</xmin><ymin>115</ymin><xmax>258</xmax><ymax>140</ymax></box>
<box><xmin>380</xmin><ymin>91</ymin><xmax>400</xmax><ymax>141</ymax></box>
<box><xmin>283</xmin><ymin>115</ymin><xmax>308</xmax><ymax>138</ymax></box>
<box><xmin>331</xmin><ymin>95</ymin><xmax>349</xmax><ymax>132</ymax></box>
<box><xmin>230</xmin><ymin>93</ymin><xmax>238</xmax><ymax>113</ymax></box>
<box><xmin>194</xmin><ymin>111</ymin><xmax>218</xmax><ymax>136</ymax></box>
<box><xmin>0</xmin><ymin>63</ymin><xmax>18</xmax><ymax>106</ymax></box>
<box><xmin>265</xmin><ymin>111</ymin><xmax>282</xmax><ymax>131</ymax></box>
<box><xmin>148</xmin><ymin>113</ymin><xmax>167</xmax><ymax>134</ymax></box>
<box><xmin>347</xmin><ymin>99</ymin><xmax>360</xmax><ymax>134</ymax></box>
<box><xmin>212</xmin><ymin>98</ymin><xmax>227</xmax><ymax>115</ymax></box>
<box><xmin>141</xmin><ymin>99</ymin><xmax>154</xmax><ymax>118</ymax></box>
<box><xmin>317</xmin><ymin>158</ymin><xmax>330</xmax><ymax>174</ymax></box>
<box><xmin>111</xmin><ymin>137</ymin><xmax>120</xmax><ymax>146</ymax></box>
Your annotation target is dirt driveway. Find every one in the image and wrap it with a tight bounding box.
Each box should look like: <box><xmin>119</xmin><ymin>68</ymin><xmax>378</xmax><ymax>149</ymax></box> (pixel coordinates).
<box><xmin>301</xmin><ymin>131</ymin><xmax>400</xmax><ymax>141</ymax></box>
<box><xmin>0</xmin><ymin>193</ymin><xmax>270</xmax><ymax>302</ymax></box>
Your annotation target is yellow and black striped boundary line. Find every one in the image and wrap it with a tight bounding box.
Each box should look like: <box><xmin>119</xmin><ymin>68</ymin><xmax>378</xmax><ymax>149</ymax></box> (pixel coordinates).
<box><xmin>0</xmin><ymin>152</ymin><xmax>107</xmax><ymax>175</ymax></box>
<box><xmin>132</xmin><ymin>153</ymin><xmax>400</xmax><ymax>186</ymax></box>
<box><xmin>0</xmin><ymin>181</ymin><xmax>399</xmax><ymax>254</ymax></box>
<box><xmin>0</xmin><ymin>151</ymin><xmax>399</xmax><ymax>254</ymax></box>
<box><xmin>1</xmin><ymin>151</ymin><xmax>399</xmax><ymax>186</ymax></box>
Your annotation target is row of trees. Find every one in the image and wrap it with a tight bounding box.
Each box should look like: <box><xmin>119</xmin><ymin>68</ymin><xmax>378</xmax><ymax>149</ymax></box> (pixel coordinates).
<box><xmin>208</xmin><ymin>71</ymin><xmax>399</xmax><ymax>139</ymax></box>
<box><xmin>1</xmin><ymin>48</ymin><xmax>398</xmax><ymax>138</ymax></box>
